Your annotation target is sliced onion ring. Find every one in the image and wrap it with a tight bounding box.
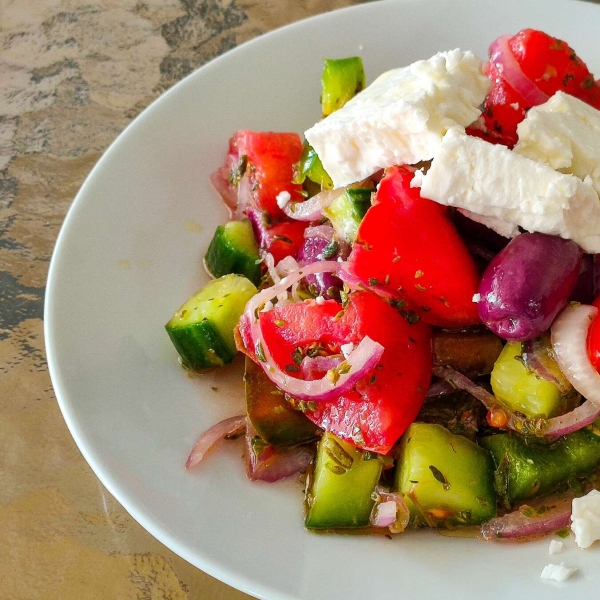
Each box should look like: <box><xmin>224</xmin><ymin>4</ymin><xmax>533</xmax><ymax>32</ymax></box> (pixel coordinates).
<box><xmin>552</xmin><ymin>304</ymin><xmax>600</xmax><ymax>409</ymax></box>
<box><xmin>481</xmin><ymin>494</ymin><xmax>573</xmax><ymax>542</ymax></box>
<box><xmin>282</xmin><ymin>188</ymin><xmax>344</xmax><ymax>221</ymax></box>
<box><xmin>186</xmin><ymin>415</ymin><xmax>247</xmax><ymax>470</ymax></box>
<box><xmin>489</xmin><ymin>35</ymin><xmax>550</xmax><ymax>107</ymax></box>
<box><xmin>244</xmin><ymin>261</ymin><xmax>384</xmax><ymax>402</ymax></box>
<box><xmin>432</xmin><ymin>365</ymin><xmax>600</xmax><ymax>438</ymax></box>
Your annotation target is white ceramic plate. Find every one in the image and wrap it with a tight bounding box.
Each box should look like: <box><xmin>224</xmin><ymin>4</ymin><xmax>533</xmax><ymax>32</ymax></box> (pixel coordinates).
<box><xmin>45</xmin><ymin>0</ymin><xmax>600</xmax><ymax>598</ymax></box>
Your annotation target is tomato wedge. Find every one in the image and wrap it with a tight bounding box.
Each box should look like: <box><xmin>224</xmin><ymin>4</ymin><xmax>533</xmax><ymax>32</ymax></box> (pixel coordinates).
<box><xmin>347</xmin><ymin>166</ymin><xmax>481</xmax><ymax>328</ymax></box>
<box><xmin>237</xmin><ymin>291</ymin><xmax>432</xmax><ymax>454</ymax></box>
<box><xmin>587</xmin><ymin>296</ymin><xmax>600</xmax><ymax>372</ymax></box>
<box><xmin>482</xmin><ymin>29</ymin><xmax>600</xmax><ymax>146</ymax></box>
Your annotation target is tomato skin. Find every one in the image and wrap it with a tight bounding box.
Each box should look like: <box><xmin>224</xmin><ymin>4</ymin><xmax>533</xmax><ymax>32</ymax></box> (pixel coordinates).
<box><xmin>230</xmin><ymin>131</ymin><xmax>304</xmax><ymax>220</ymax></box>
<box><xmin>587</xmin><ymin>296</ymin><xmax>600</xmax><ymax>372</ymax></box>
<box><xmin>237</xmin><ymin>292</ymin><xmax>432</xmax><ymax>454</ymax></box>
<box><xmin>251</xmin><ymin>217</ymin><xmax>308</xmax><ymax>265</ymax></box>
<box><xmin>347</xmin><ymin>166</ymin><xmax>481</xmax><ymax>328</ymax></box>
<box><xmin>482</xmin><ymin>29</ymin><xmax>600</xmax><ymax>146</ymax></box>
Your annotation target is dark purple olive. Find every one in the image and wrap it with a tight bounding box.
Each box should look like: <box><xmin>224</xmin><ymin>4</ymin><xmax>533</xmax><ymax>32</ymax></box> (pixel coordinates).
<box><xmin>298</xmin><ymin>226</ymin><xmax>343</xmax><ymax>298</ymax></box>
<box><xmin>570</xmin><ymin>254</ymin><xmax>595</xmax><ymax>304</ymax></box>
<box><xmin>478</xmin><ymin>232</ymin><xmax>582</xmax><ymax>341</ymax></box>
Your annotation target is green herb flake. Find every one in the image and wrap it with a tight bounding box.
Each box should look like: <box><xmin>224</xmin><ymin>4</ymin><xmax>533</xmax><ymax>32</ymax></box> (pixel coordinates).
<box><xmin>285</xmin><ymin>364</ymin><xmax>300</xmax><ymax>373</ymax></box>
<box><xmin>292</xmin><ymin>347</ymin><xmax>304</xmax><ymax>364</ymax></box>
<box><xmin>429</xmin><ymin>465</ymin><xmax>451</xmax><ymax>490</ymax></box>
<box><xmin>228</xmin><ymin>154</ymin><xmax>248</xmax><ymax>186</ymax></box>
<box><xmin>256</xmin><ymin>341</ymin><xmax>267</xmax><ymax>363</ymax></box>
<box><xmin>273</xmin><ymin>235</ymin><xmax>294</xmax><ymax>244</ymax></box>
<box><xmin>556</xmin><ymin>528</ymin><xmax>571</xmax><ymax>539</ymax></box>
<box><xmin>368</xmin><ymin>277</ymin><xmax>381</xmax><ymax>286</ymax></box>
<box><xmin>274</xmin><ymin>319</ymin><xmax>286</xmax><ymax>327</ymax></box>
<box><xmin>414</xmin><ymin>270</ymin><xmax>424</xmax><ymax>279</ymax></box>
<box><xmin>321</xmin><ymin>240</ymin><xmax>339</xmax><ymax>259</ymax></box>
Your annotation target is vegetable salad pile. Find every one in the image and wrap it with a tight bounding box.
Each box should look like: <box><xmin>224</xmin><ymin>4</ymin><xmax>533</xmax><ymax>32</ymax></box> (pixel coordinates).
<box><xmin>166</xmin><ymin>29</ymin><xmax>600</xmax><ymax>541</ymax></box>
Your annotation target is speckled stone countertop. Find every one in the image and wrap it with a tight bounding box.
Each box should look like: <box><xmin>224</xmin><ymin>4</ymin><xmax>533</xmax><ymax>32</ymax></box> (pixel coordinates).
<box><xmin>0</xmin><ymin>1</ymin><xmax>366</xmax><ymax>598</ymax></box>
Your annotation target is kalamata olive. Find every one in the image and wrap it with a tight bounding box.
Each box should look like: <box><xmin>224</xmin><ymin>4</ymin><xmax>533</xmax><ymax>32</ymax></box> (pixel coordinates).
<box><xmin>477</xmin><ymin>232</ymin><xmax>582</xmax><ymax>341</ymax></box>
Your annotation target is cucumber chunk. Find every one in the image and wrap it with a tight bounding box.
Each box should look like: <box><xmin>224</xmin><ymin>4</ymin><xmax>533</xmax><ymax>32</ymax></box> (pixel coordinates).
<box><xmin>481</xmin><ymin>427</ymin><xmax>600</xmax><ymax>507</ymax></box>
<box><xmin>395</xmin><ymin>423</ymin><xmax>496</xmax><ymax>527</ymax></box>
<box><xmin>321</xmin><ymin>57</ymin><xmax>366</xmax><ymax>117</ymax></box>
<box><xmin>305</xmin><ymin>432</ymin><xmax>383</xmax><ymax>529</ymax></box>
<box><xmin>166</xmin><ymin>274</ymin><xmax>256</xmax><ymax>370</ymax></box>
<box><xmin>323</xmin><ymin>188</ymin><xmax>373</xmax><ymax>243</ymax></box>
<box><xmin>204</xmin><ymin>219</ymin><xmax>262</xmax><ymax>286</ymax></box>
<box><xmin>491</xmin><ymin>339</ymin><xmax>570</xmax><ymax>418</ymax></box>
<box><xmin>245</xmin><ymin>357</ymin><xmax>320</xmax><ymax>446</ymax></box>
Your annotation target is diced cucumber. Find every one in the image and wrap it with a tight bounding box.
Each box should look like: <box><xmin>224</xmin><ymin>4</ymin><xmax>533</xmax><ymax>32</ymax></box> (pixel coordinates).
<box><xmin>323</xmin><ymin>188</ymin><xmax>373</xmax><ymax>243</ymax></box>
<box><xmin>305</xmin><ymin>432</ymin><xmax>383</xmax><ymax>529</ymax></box>
<box><xmin>245</xmin><ymin>357</ymin><xmax>320</xmax><ymax>446</ymax></box>
<box><xmin>295</xmin><ymin>141</ymin><xmax>334</xmax><ymax>191</ymax></box>
<box><xmin>204</xmin><ymin>219</ymin><xmax>262</xmax><ymax>286</ymax></box>
<box><xmin>321</xmin><ymin>57</ymin><xmax>366</xmax><ymax>117</ymax></box>
<box><xmin>166</xmin><ymin>274</ymin><xmax>256</xmax><ymax>370</ymax></box>
<box><xmin>395</xmin><ymin>423</ymin><xmax>496</xmax><ymax>527</ymax></box>
<box><xmin>481</xmin><ymin>427</ymin><xmax>600</xmax><ymax>507</ymax></box>
<box><xmin>491</xmin><ymin>339</ymin><xmax>569</xmax><ymax>418</ymax></box>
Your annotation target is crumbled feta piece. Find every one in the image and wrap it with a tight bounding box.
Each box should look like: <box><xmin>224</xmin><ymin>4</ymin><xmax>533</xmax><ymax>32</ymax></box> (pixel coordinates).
<box><xmin>571</xmin><ymin>489</ymin><xmax>600</xmax><ymax>549</ymax></box>
<box><xmin>305</xmin><ymin>49</ymin><xmax>490</xmax><ymax>188</ymax></box>
<box><xmin>540</xmin><ymin>562</ymin><xmax>577</xmax><ymax>582</ymax></box>
<box><xmin>472</xmin><ymin>293</ymin><xmax>481</xmax><ymax>303</ymax></box>
<box><xmin>510</xmin><ymin>102</ymin><xmax>520</xmax><ymax>110</ymax></box>
<box><xmin>515</xmin><ymin>92</ymin><xmax>600</xmax><ymax>195</ymax></box>
<box><xmin>419</xmin><ymin>128</ymin><xmax>600</xmax><ymax>253</ymax></box>
<box><xmin>315</xmin><ymin>295</ymin><xmax>325</xmax><ymax>305</ymax></box>
<box><xmin>276</xmin><ymin>190</ymin><xmax>291</xmax><ymax>209</ymax></box>
<box><xmin>548</xmin><ymin>540</ymin><xmax>564</xmax><ymax>555</ymax></box>
<box><xmin>340</xmin><ymin>342</ymin><xmax>355</xmax><ymax>358</ymax></box>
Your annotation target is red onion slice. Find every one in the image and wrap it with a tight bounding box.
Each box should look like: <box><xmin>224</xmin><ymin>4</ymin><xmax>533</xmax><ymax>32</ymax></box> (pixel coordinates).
<box><xmin>283</xmin><ymin>188</ymin><xmax>344</xmax><ymax>221</ymax></box>
<box><xmin>432</xmin><ymin>365</ymin><xmax>600</xmax><ymax>438</ymax></box>
<box><xmin>186</xmin><ymin>415</ymin><xmax>247</xmax><ymax>470</ymax></box>
<box><xmin>370</xmin><ymin>487</ymin><xmax>410</xmax><ymax>533</ymax></box>
<box><xmin>301</xmin><ymin>355</ymin><xmax>344</xmax><ymax>380</ymax></box>
<box><xmin>245</xmin><ymin>421</ymin><xmax>315</xmax><ymax>482</ymax></box>
<box><xmin>304</xmin><ymin>224</ymin><xmax>335</xmax><ymax>242</ymax></box>
<box><xmin>551</xmin><ymin>304</ymin><xmax>600</xmax><ymax>409</ymax></box>
<box><xmin>244</xmin><ymin>260</ymin><xmax>384</xmax><ymax>401</ymax></box>
<box><xmin>481</xmin><ymin>495</ymin><xmax>573</xmax><ymax>542</ymax></box>
<box><xmin>210</xmin><ymin>167</ymin><xmax>238</xmax><ymax>214</ymax></box>
<box><xmin>489</xmin><ymin>35</ymin><xmax>550</xmax><ymax>107</ymax></box>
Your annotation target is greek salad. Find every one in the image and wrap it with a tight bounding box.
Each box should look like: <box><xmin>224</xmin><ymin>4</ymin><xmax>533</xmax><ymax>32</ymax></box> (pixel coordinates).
<box><xmin>166</xmin><ymin>29</ymin><xmax>600</xmax><ymax>545</ymax></box>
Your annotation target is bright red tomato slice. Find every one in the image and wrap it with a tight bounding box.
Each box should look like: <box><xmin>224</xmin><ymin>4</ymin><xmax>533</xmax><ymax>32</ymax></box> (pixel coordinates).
<box><xmin>587</xmin><ymin>296</ymin><xmax>600</xmax><ymax>372</ymax></box>
<box><xmin>229</xmin><ymin>130</ymin><xmax>304</xmax><ymax>220</ymax></box>
<box><xmin>347</xmin><ymin>166</ymin><xmax>481</xmax><ymax>329</ymax></box>
<box><xmin>250</xmin><ymin>216</ymin><xmax>308</xmax><ymax>265</ymax></box>
<box><xmin>237</xmin><ymin>291</ymin><xmax>432</xmax><ymax>454</ymax></box>
<box><xmin>482</xmin><ymin>29</ymin><xmax>600</xmax><ymax>146</ymax></box>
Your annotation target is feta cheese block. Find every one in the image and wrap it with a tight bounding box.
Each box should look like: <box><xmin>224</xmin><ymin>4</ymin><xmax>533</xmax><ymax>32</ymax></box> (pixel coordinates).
<box><xmin>418</xmin><ymin>128</ymin><xmax>600</xmax><ymax>253</ymax></box>
<box><xmin>515</xmin><ymin>92</ymin><xmax>600</xmax><ymax>195</ymax></box>
<box><xmin>304</xmin><ymin>49</ymin><xmax>490</xmax><ymax>188</ymax></box>
<box><xmin>571</xmin><ymin>489</ymin><xmax>600</xmax><ymax>549</ymax></box>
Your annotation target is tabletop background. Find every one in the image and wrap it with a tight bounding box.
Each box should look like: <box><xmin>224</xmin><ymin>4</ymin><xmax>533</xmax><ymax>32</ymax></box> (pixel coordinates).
<box><xmin>2</xmin><ymin>1</ymin><xmax>599</xmax><ymax>599</ymax></box>
<box><xmin>0</xmin><ymin>1</ymin><xmax>368</xmax><ymax>598</ymax></box>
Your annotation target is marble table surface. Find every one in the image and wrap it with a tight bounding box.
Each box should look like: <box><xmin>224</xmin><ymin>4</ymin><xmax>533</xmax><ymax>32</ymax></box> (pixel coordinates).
<box><xmin>3</xmin><ymin>0</ymin><xmax>600</xmax><ymax>598</ymax></box>
<box><xmin>0</xmin><ymin>1</ymin><xmax>367</xmax><ymax>598</ymax></box>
